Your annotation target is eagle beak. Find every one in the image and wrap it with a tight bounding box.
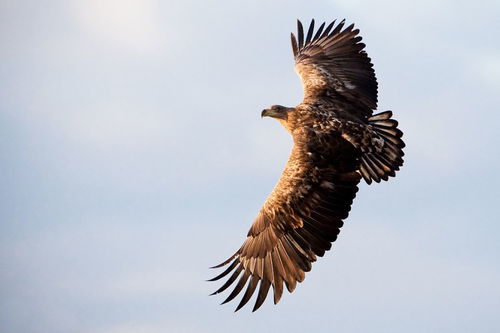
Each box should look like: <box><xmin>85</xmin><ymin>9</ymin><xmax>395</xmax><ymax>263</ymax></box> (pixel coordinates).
<box><xmin>262</xmin><ymin>109</ymin><xmax>288</xmax><ymax>120</ymax></box>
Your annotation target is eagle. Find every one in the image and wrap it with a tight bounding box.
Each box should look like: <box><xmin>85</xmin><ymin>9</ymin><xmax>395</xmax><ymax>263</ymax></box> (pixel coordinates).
<box><xmin>209</xmin><ymin>19</ymin><xmax>405</xmax><ymax>312</ymax></box>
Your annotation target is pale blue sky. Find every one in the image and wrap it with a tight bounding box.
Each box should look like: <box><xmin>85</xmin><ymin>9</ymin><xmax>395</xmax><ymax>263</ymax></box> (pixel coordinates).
<box><xmin>1</xmin><ymin>0</ymin><xmax>499</xmax><ymax>332</ymax></box>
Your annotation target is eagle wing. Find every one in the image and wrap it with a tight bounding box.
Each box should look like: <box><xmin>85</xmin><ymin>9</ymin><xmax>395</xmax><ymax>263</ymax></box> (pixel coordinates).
<box><xmin>210</xmin><ymin>129</ymin><xmax>361</xmax><ymax>311</ymax></box>
<box><xmin>291</xmin><ymin>19</ymin><xmax>378</xmax><ymax>120</ymax></box>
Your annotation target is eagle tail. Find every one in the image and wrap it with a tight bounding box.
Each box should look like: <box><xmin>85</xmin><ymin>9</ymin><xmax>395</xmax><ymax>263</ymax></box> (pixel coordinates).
<box><xmin>360</xmin><ymin>111</ymin><xmax>405</xmax><ymax>184</ymax></box>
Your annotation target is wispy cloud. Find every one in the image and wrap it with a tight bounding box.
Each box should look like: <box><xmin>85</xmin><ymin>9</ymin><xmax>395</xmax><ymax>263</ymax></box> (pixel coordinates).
<box><xmin>72</xmin><ymin>0</ymin><xmax>165</xmax><ymax>53</ymax></box>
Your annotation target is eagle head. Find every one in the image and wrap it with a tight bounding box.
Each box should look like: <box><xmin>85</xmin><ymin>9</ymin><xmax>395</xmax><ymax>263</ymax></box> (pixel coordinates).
<box><xmin>261</xmin><ymin>105</ymin><xmax>292</xmax><ymax>120</ymax></box>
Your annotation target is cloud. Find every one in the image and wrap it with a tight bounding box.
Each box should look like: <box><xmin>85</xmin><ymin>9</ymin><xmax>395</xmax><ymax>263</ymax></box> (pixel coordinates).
<box><xmin>471</xmin><ymin>53</ymin><xmax>500</xmax><ymax>87</ymax></box>
<box><xmin>46</xmin><ymin>102</ymin><xmax>176</xmax><ymax>148</ymax></box>
<box><xmin>72</xmin><ymin>0</ymin><xmax>164</xmax><ymax>53</ymax></box>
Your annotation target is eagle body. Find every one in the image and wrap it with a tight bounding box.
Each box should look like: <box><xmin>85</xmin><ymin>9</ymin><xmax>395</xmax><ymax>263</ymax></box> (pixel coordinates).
<box><xmin>210</xmin><ymin>19</ymin><xmax>405</xmax><ymax>312</ymax></box>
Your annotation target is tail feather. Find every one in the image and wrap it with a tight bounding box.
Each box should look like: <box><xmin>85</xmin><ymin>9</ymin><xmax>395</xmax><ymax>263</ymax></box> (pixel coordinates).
<box><xmin>360</xmin><ymin>111</ymin><xmax>405</xmax><ymax>184</ymax></box>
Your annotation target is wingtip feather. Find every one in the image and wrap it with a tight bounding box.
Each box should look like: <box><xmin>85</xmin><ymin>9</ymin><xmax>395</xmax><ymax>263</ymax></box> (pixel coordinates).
<box><xmin>297</xmin><ymin>19</ymin><xmax>304</xmax><ymax>50</ymax></box>
<box><xmin>291</xmin><ymin>33</ymin><xmax>298</xmax><ymax>58</ymax></box>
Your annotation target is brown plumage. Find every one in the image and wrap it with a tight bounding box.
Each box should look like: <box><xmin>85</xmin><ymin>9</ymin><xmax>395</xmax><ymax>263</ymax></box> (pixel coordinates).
<box><xmin>210</xmin><ymin>19</ymin><xmax>405</xmax><ymax>311</ymax></box>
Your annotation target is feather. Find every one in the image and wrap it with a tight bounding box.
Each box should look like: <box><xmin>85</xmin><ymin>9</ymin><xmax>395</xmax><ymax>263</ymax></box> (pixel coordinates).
<box><xmin>360</xmin><ymin>164</ymin><xmax>373</xmax><ymax>184</ymax></box>
<box><xmin>305</xmin><ymin>19</ymin><xmax>315</xmax><ymax>45</ymax></box>
<box><xmin>270</xmin><ymin>252</ymin><xmax>285</xmax><ymax>304</ymax></box>
<box><xmin>331</xmin><ymin>19</ymin><xmax>346</xmax><ymax>35</ymax></box>
<box><xmin>221</xmin><ymin>270</ymin><xmax>250</xmax><ymax>304</ymax></box>
<box><xmin>281</xmin><ymin>237</ymin><xmax>310</xmax><ymax>272</ymax></box>
<box><xmin>361</xmin><ymin>155</ymin><xmax>381</xmax><ymax>183</ymax></box>
<box><xmin>276</xmin><ymin>240</ymin><xmax>299</xmax><ymax>290</ymax></box>
<box><xmin>211</xmin><ymin>265</ymin><xmax>243</xmax><ymax>295</ymax></box>
<box><xmin>291</xmin><ymin>33</ymin><xmax>298</xmax><ymax>58</ymax></box>
<box><xmin>210</xmin><ymin>253</ymin><xmax>236</xmax><ymax>268</ymax></box>
<box><xmin>293</xmin><ymin>19</ymin><xmax>378</xmax><ymax>116</ymax></box>
<box><xmin>313</xmin><ymin>21</ymin><xmax>325</xmax><ymax>41</ymax></box>
<box><xmin>378</xmin><ymin>131</ymin><xmax>405</xmax><ymax>147</ymax></box>
<box><xmin>207</xmin><ymin>259</ymin><xmax>238</xmax><ymax>281</ymax></box>
<box><xmin>366</xmin><ymin>154</ymin><xmax>388</xmax><ymax>181</ymax></box>
<box><xmin>375</xmin><ymin>126</ymin><xmax>403</xmax><ymax>138</ymax></box>
<box><xmin>297</xmin><ymin>19</ymin><xmax>304</xmax><ymax>50</ymax></box>
<box><xmin>371</xmin><ymin>119</ymin><xmax>399</xmax><ymax>128</ymax></box>
<box><xmin>235</xmin><ymin>275</ymin><xmax>259</xmax><ymax>311</ymax></box>
<box><xmin>369</xmin><ymin>111</ymin><xmax>392</xmax><ymax>121</ymax></box>
<box><xmin>322</xmin><ymin>20</ymin><xmax>336</xmax><ymax>38</ymax></box>
<box><xmin>253</xmin><ymin>279</ymin><xmax>272</xmax><ymax>312</ymax></box>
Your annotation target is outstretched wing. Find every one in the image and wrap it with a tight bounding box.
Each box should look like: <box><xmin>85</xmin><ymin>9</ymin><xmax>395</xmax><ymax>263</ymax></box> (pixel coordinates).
<box><xmin>210</xmin><ymin>130</ymin><xmax>361</xmax><ymax>311</ymax></box>
<box><xmin>291</xmin><ymin>19</ymin><xmax>378</xmax><ymax>120</ymax></box>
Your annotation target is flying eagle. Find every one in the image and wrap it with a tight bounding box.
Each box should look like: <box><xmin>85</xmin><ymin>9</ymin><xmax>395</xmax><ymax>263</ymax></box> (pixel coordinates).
<box><xmin>209</xmin><ymin>19</ymin><xmax>405</xmax><ymax>312</ymax></box>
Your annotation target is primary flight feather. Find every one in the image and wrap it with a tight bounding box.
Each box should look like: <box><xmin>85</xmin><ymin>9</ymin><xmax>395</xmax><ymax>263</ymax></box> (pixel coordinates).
<box><xmin>209</xmin><ymin>19</ymin><xmax>405</xmax><ymax>312</ymax></box>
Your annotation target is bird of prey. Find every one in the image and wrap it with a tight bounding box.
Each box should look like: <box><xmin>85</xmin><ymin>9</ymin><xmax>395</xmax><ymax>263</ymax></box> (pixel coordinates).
<box><xmin>209</xmin><ymin>19</ymin><xmax>405</xmax><ymax>312</ymax></box>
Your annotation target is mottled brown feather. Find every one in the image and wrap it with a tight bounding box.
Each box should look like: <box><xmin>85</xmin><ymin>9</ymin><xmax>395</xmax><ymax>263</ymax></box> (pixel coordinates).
<box><xmin>291</xmin><ymin>20</ymin><xmax>378</xmax><ymax>119</ymax></box>
<box><xmin>211</xmin><ymin>129</ymin><xmax>362</xmax><ymax>310</ymax></box>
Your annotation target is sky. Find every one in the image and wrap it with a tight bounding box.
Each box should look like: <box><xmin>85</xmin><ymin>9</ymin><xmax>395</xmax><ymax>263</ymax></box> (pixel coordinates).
<box><xmin>1</xmin><ymin>0</ymin><xmax>499</xmax><ymax>332</ymax></box>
